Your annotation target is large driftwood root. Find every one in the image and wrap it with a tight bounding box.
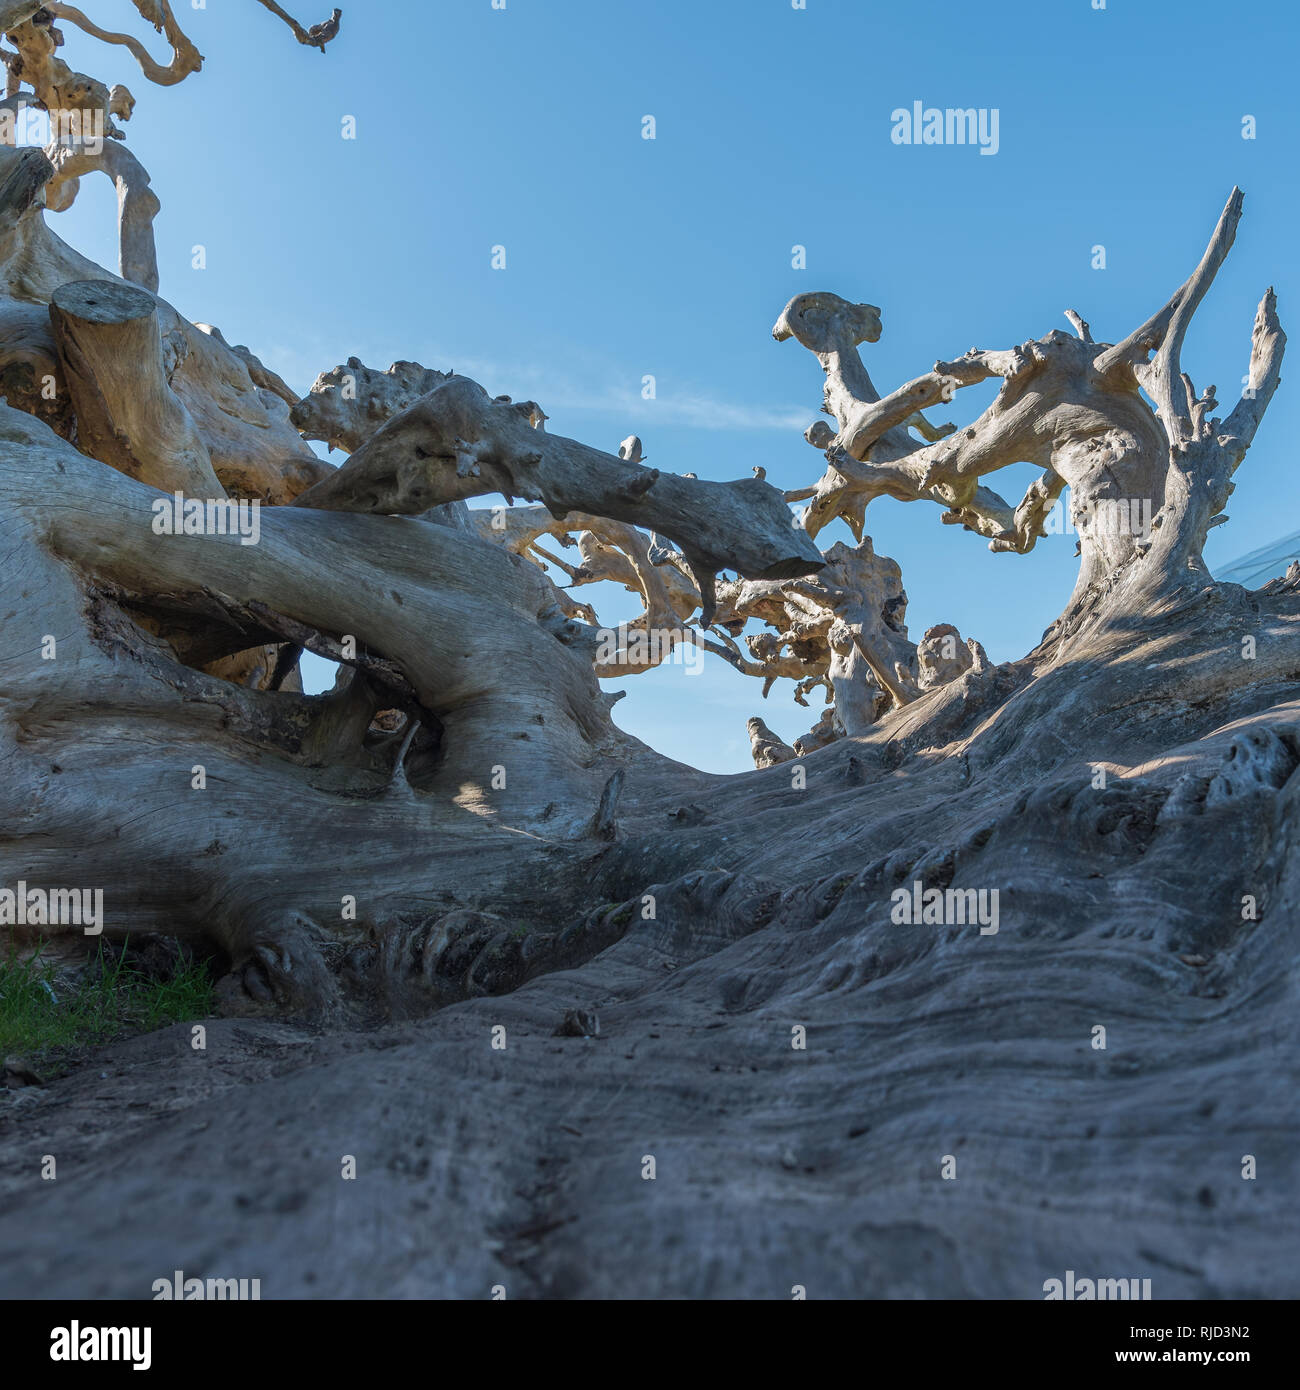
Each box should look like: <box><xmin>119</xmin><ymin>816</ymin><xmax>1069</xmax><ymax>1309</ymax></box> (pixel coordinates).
<box><xmin>0</xmin><ymin>174</ymin><xmax>1290</xmax><ymax>1042</ymax></box>
<box><xmin>0</xmin><ymin>29</ymin><xmax>1290</xmax><ymax>1294</ymax></box>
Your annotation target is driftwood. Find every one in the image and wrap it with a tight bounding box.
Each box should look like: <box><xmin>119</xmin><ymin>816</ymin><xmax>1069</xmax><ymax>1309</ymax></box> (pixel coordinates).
<box><xmin>49</xmin><ymin>278</ymin><xmax>223</xmax><ymax>494</ymax></box>
<box><xmin>0</xmin><ymin>3</ymin><xmax>341</xmax><ymax>291</ymax></box>
<box><xmin>0</xmin><ymin>148</ymin><xmax>1284</xmax><ymax>977</ymax></box>
<box><xmin>780</xmin><ymin>190</ymin><xmax>1283</xmax><ymax>635</ymax></box>
<box><xmin>292</xmin><ymin>374</ymin><xmax>825</xmax><ymax>620</ymax></box>
<box><xmin>0</xmin><ymin>46</ymin><xmax>1293</xmax><ymax>1296</ymax></box>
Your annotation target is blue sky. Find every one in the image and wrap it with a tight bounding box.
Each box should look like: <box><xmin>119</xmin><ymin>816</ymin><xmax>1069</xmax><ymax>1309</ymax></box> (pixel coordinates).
<box><xmin>43</xmin><ymin>0</ymin><xmax>1300</xmax><ymax>771</ymax></box>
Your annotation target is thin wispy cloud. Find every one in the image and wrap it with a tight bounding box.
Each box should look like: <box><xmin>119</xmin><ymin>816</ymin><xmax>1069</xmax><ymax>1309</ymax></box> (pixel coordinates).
<box><xmin>424</xmin><ymin>350</ymin><xmax>813</xmax><ymax>433</ymax></box>
<box><xmin>256</xmin><ymin>339</ymin><xmax>811</xmax><ymax>435</ymax></box>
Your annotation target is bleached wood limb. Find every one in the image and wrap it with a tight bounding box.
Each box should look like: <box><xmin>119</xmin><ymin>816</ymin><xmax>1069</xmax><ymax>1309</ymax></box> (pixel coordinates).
<box><xmin>293</xmin><ymin>375</ymin><xmax>824</xmax><ymax>597</ymax></box>
<box><xmin>747</xmin><ymin>717</ymin><xmax>796</xmax><ymax>768</ymax></box>
<box><xmin>4</xmin><ymin>6</ymin><xmax>185</xmax><ymax>291</ymax></box>
<box><xmin>0</xmin><ymin>140</ymin><xmax>49</xmax><ymax>231</ymax></box>
<box><xmin>1064</xmin><ymin>310</ymin><xmax>1092</xmax><ymax>343</ymax></box>
<box><xmin>292</xmin><ymin>357</ymin><xmax>453</xmax><ymax>453</ymax></box>
<box><xmin>46</xmin><ymin>3</ymin><xmax>203</xmax><ymax>87</ymax></box>
<box><xmin>471</xmin><ymin>502</ymin><xmax>705</xmax><ymax>675</ymax></box>
<box><xmin>1141</xmin><ymin>187</ymin><xmax>1244</xmax><ymax>444</ymax></box>
<box><xmin>987</xmin><ymin>469</ymin><xmax>1066</xmax><ymax>555</ymax></box>
<box><xmin>1147</xmin><ymin>287</ymin><xmax>1287</xmax><ymax>576</ymax></box>
<box><xmin>1</xmin><ymin>400</ymin><xmax>615</xmax><ymax>836</ymax></box>
<box><xmin>836</xmin><ymin>370</ymin><xmax>960</xmax><ymax>458</ymax></box>
<box><xmin>1094</xmin><ymin>190</ymin><xmax>1242</xmax><ymax>386</ymax></box>
<box><xmin>298</xmin><ymin>363</ymin><xmax>713</xmax><ymax>676</ymax></box>
<box><xmin>0</xmin><ymin>3</ymin><xmax>39</xmax><ymax>35</ymax></box>
<box><xmin>779</xmin><ymin>193</ymin><xmax>1281</xmax><ymax>620</ymax></box>
<box><xmin>49</xmin><ymin>278</ymin><xmax>224</xmax><ymax>495</ymax></box>
<box><xmin>916</xmin><ymin>624</ymin><xmax>976</xmax><ymax>689</ymax></box>
<box><xmin>196</xmin><ymin>324</ymin><xmax>299</xmax><ymax>408</ymax></box>
<box><xmin>773</xmin><ymin>290</ymin><xmax>953</xmax><ymax>452</ymax></box>
<box><xmin>931</xmin><ymin>343</ymin><xmax>1045</xmax><ymax>388</ymax></box>
<box><xmin>46</xmin><ymin>139</ymin><xmax>161</xmax><ymax>291</ymax></box>
<box><xmin>253</xmin><ymin>1</ymin><xmax>342</xmax><ymax>51</ymax></box>
<box><xmin>1222</xmin><ymin>287</ymin><xmax>1286</xmax><ymax>455</ymax></box>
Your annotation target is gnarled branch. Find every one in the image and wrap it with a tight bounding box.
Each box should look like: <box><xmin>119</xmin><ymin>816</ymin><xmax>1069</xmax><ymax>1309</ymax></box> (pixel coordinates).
<box><xmin>292</xmin><ymin>374</ymin><xmax>825</xmax><ymax>607</ymax></box>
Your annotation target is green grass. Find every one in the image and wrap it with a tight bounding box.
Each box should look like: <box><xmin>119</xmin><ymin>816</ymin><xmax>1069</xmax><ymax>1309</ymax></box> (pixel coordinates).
<box><xmin>0</xmin><ymin>940</ymin><xmax>214</xmax><ymax>1069</ymax></box>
